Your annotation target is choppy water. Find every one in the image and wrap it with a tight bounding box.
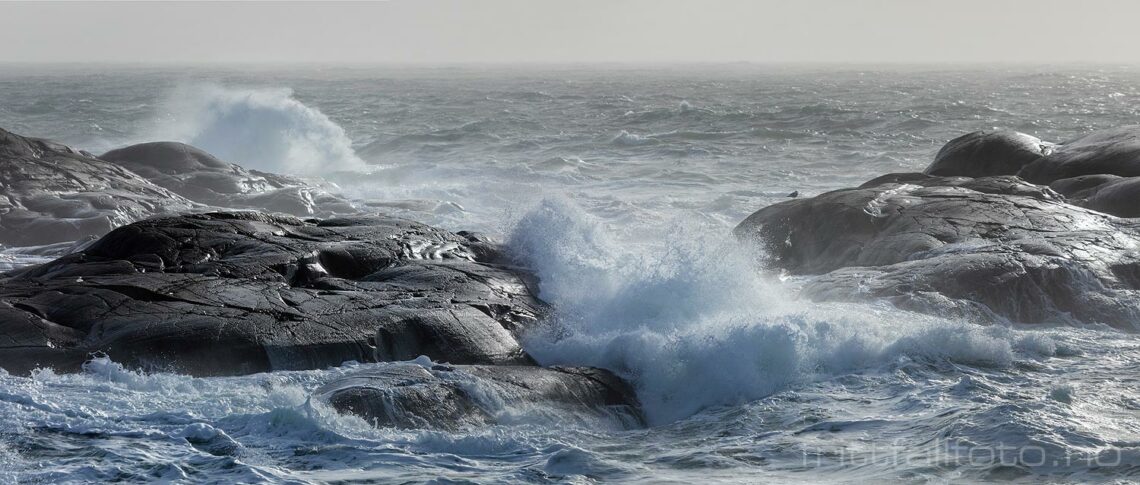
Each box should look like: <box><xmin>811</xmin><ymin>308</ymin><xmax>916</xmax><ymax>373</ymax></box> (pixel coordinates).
<box><xmin>1</xmin><ymin>64</ymin><xmax>1139</xmax><ymax>483</ymax></box>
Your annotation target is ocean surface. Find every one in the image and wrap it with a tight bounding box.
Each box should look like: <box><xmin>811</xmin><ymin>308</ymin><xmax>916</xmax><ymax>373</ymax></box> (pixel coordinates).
<box><xmin>1</xmin><ymin>64</ymin><xmax>1139</xmax><ymax>483</ymax></box>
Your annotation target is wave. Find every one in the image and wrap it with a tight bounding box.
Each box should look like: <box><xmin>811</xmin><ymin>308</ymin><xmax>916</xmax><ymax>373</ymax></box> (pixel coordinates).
<box><xmin>610</xmin><ymin>130</ymin><xmax>659</xmax><ymax>146</ymax></box>
<box><xmin>148</xmin><ymin>84</ymin><xmax>365</xmax><ymax>175</ymax></box>
<box><xmin>506</xmin><ymin>198</ymin><xmax>1051</xmax><ymax>424</ymax></box>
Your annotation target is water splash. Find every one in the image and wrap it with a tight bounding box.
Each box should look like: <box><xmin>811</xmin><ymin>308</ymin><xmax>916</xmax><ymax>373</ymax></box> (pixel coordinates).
<box><xmin>507</xmin><ymin>198</ymin><xmax>1026</xmax><ymax>423</ymax></box>
<box><xmin>150</xmin><ymin>84</ymin><xmax>365</xmax><ymax>175</ymax></box>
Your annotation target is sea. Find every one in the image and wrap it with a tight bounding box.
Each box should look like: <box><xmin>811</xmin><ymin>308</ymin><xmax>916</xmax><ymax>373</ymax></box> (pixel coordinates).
<box><xmin>0</xmin><ymin>64</ymin><xmax>1138</xmax><ymax>483</ymax></box>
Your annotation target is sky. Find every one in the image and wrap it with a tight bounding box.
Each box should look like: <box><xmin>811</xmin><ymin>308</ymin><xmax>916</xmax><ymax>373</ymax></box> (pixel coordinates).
<box><xmin>0</xmin><ymin>0</ymin><xmax>1137</xmax><ymax>65</ymax></box>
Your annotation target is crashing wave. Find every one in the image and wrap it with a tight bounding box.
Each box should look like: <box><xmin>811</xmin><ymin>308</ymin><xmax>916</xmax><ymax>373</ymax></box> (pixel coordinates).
<box><xmin>149</xmin><ymin>84</ymin><xmax>365</xmax><ymax>176</ymax></box>
<box><xmin>506</xmin><ymin>198</ymin><xmax>1035</xmax><ymax>424</ymax></box>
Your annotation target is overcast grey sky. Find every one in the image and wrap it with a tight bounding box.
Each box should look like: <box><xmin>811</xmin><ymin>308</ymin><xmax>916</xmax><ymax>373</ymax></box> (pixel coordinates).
<box><xmin>1</xmin><ymin>0</ymin><xmax>1136</xmax><ymax>64</ymax></box>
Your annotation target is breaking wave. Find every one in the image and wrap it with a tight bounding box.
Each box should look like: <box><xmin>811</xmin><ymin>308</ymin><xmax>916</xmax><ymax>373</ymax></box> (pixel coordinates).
<box><xmin>149</xmin><ymin>84</ymin><xmax>364</xmax><ymax>175</ymax></box>
<box><xmin>507</xmin><ymin>198</ymin><xmax>1042</xmax><ymax>424</ymax></box>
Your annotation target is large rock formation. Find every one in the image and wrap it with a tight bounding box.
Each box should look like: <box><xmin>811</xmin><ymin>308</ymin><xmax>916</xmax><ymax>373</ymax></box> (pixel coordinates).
<box><xmin>318</xmin><ymin>362</ymin><xmax>643</xmax><ymax>430</ymax></box>
<box><xmin>101</xmin><ymin>142</ymin><xmax>357</xmax><ymax>217</ymax></box>
<box><xmin>735</xmin><ymin>125</ymin><xmax>1140</xmax><ymax>329</ymax></box>
<box><xmin>0</xmin><ymin>128</ymin><xmax>363</xmax><ymax>248</ymax></box>
<box><xmin>0</xmin><ymin>128</ymin><xmax>200</xmax><ymax>246</ymax></box>
<box><xmin>735</xmin><ymin>172</ymin><xmax>1140</xmax><ymax>329</ymax></box>
<box><xmin>0</xmin><ymin>212</ymin><xmax>545</xmax><ymax>375</ymax></box>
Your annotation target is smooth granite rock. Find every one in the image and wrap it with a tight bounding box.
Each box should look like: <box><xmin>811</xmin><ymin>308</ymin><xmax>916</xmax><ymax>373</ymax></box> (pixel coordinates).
<box><xmin>1019</xmin><ymin>126</ymin><xmax>1140</xmax><ymax>184</ymax></box>
<box><xmin>1050</xmin><ymin>175</ymin><xmax>1140</xmax><ymax>218</ymax></box>
<box><xmin>924</xmin><ymin>130</ymin><xmax>1052</xmax><ymax>178</ymax></box>
<box><xmin>735</xmin><ymin>174</ymin><xmax>1140</xmax><ymax>329</ymax></box>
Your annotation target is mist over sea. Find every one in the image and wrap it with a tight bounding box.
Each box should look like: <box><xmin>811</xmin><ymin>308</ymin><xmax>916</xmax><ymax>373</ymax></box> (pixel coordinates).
<box><xmin>1</xmin><ymin>64</ymin><xmax>1138</xmax><ymax>483</ymax></box>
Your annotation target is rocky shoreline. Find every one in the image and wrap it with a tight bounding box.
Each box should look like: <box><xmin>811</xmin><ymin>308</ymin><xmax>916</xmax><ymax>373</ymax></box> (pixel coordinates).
<box><xmin>0</xmin><ymin>127</ymin><xmax>642</xmax><ymax>428</ymax></box>
<box><xmin>3</xmin><ymin>124</ymin><xmax>1140</xmax><ymax>429</ymax></box>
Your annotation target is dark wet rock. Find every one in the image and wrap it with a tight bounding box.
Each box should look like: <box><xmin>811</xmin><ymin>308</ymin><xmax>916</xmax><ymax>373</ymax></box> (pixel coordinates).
<box><xmin>1049</xmin><ymin>175</ymin><xmax>1140</xmax><ymax>218</ymax></box>
<box><xmin>735</xmin><ymin>175</ymin><xmax>1140</xmax><ymax>329</ymax></box>
<box><xmin>372</xmin><ymin>307</ymin><xmax>529</xmax><ymax>364</ymax></box>
<box><xmin>0</xmin><ymin>212</ymin><xmax>545</xmax><ymax>375</ymax></box>
<box><xmin>101</xmin><ymin>142</ymin><xmax>358</xmax><ymax>217</ymax></box>
<box><xmin>1019</xmin><ymin>126</ymin><xmax>1140</xmax><ymax>184</ymax></box>
<box><xmin>1048</xmin><ymin>174</ymin><xmax>1124</xmax><ymax>199</ymax></box>
<box><xmin>317</xmin><ymin>362</ymin><xmax>643</xmax><ymax>430</ymax></box>
<box><xmin>0</xmin><ymin>128</ymin><xmax>200</xmax><ymax>246</ymax></box>
<box><xmin>924</xmin><ymin>130</ymin><xmax>1052</xmax><ymax>178</ymax></box>
<box><xmin>1075</xmin><ymin>177</ymin><xmax>1140</xmax><ymax>218</ymax></box>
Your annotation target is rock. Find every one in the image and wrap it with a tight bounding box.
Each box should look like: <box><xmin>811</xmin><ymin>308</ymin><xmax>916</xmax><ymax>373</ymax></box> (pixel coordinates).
<box><xmin>100</xmin><ymin>142</ymin><xmax>358</xmax><ymax>217</ymax></box>
<box><xmin>0</xmin><ymin>127</ymin><xmax>363</xmax><ymax>248</ymax></box>
<box><xmin>0</xmin><ymin>128</ymin><xmax>200</xmax><ymax>246</ymax></box>
<box><xmin>735</xmin><ymin>174</ymin><xmax>1140</xmax><ymax>329</ymax></box>
<box><xmin>1048</xmin><ymin>175</ymin><xmax>1140</xmax><ymax>218</ymax></box>
<box><xmin>1019</xmin><ymin>126</ymin><xmax>1140</xmax><ymax>184</ymax></box>
<box><xmin>372</xmin><ymin>307</ymin><xmax>529</xmax><ymax>364</ymax></box>
<box><xmin>924</xmin><ymin>130</ymin><xmax>1052</xmax><ymax>178</ymax></box>
<box><xmin>0</xmin><ymin>212</ymin><xmax>545</xmax><ymax>375</ymax></box>
<box><xmin>737</xmin><ymin>174</ymin><xmax>1062</xmax><ymax>274</ymax></box>
<box><xmin>1048</xmin><ymin>174</ymin><xmax>1123</xmax><ymax>199</ymax></box>
<box><xmin>316</xmin><ymin>362</ymin><xmax>643</xmax><ymax>430</ymax></box>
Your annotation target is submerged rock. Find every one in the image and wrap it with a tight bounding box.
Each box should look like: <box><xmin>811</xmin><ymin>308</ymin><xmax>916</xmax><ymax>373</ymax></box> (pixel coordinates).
<box><xmin>0</xmin><ymin>212</ymin><xmax>544</xmax><ymax>375</ymax></box>
<box><xmin>101</xmin><ymin>141</ymin><xmax>358</xmax><ymax>217</ymax></box>
<box><xmin>735</xmin><ymin>173</ymin><xmax>1140</xmax><ymax>329</ymax></box>
<box><xmin>0</xmin><ymin>128</ymin><xmax>200</xmax><ymax>246</ymax></box>
<box><xmin>924</xmin><ymin>130</ymin><xmax>1052</xmax><ymax>178</ymax></box>
<box><xmin>317</xmin><ymin>362</ymin><xmax>643</xmax><ymax>430</ymax></box>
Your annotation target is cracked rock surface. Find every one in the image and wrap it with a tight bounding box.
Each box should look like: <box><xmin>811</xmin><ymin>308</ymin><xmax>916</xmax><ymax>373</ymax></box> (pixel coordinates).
<box><xmin>0</xmin><ymin>211</ymin><xmax>547</xmax><ymax>375</ymax></box>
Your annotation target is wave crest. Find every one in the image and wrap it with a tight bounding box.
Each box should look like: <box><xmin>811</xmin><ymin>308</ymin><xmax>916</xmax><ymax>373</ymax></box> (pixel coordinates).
<box><xmin>150</xmin><ymin>84</ymin><xmax>364</xmax><ymax>175</ymax></box>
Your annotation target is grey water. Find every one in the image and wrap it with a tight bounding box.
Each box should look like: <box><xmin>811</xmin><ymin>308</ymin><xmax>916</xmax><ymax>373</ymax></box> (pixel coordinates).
<box><xmin>1</xmin><ymin>64</ymin><xmax>1138</xmax><ymax>483</ymax></box>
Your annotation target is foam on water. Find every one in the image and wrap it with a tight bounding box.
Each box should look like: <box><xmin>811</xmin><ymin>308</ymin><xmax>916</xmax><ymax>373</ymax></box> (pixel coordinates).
<box><xmin>0</xmin><ymin>356</ymin><xmax>632</xmax><ymax>482</ymax></box>
<box><xmin>508</xmin><ymin>198</ymin><xmax>1023</xmax><ymax>424</ymax></box>
<box><xmin>149</xmin><ymin>84</ymin><xmax>365</xmax><ymax>175</ymax></box>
